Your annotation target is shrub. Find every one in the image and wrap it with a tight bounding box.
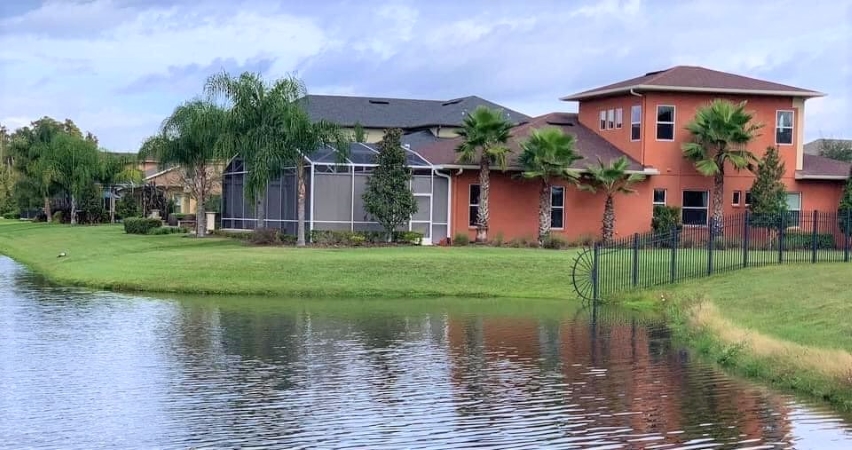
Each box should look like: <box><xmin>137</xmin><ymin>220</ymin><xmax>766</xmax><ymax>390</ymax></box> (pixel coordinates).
<box><xmin>123</xmin><ymin>218</ymin><xmax>163</xmax><ymax>234</ymax></box>
<box><xmin>2</xmin><ymin>211</ymin><xmax>19</xmax><ymax>220</ymax></box>
<box><xmin>51</xmin><ymin>211</ymin><xmax>64</xmax><ymax>223</ymax></box>
<box><xmin>210</xmin><ymin>229</ymin><xmax>252</xmax><ymax>240</ymax></box>
<box><xmin>249</xmin><ymin>228</ymin><xmax>280</xmax><ymax>246</ymax></box>
<box><xmin>570</xmin><ymin>234</ymin><xmax>596</xmax><ymax>247</ymax></box>
<box><xmin>147</xmin><ymin>226</ymin><xmax>189</xmax><ymax>235</ymax></box>
<box><xmin>350</xmin><ymin>234</ymin><xmax>366</xmax><ymax>246</ymax></box>
<box><xmin>396</xmin><ymin>231</ymin><xmax>424</xmax><ymax>245</ymax></box>
<box><xmin>492</xmin><ymin>232</ymin><xmax>504</xmax><ymax>247</ymax></box>
<box><xmin>652</xmin><ymin>205</ymin><xmax>682</xmax><ymax>234</ymax></box>
<box><xmin>507</xmin><ymin>236</ymin><xmax>538</xmax><ymax>248</ymax></box>
<box><xmin>279</xmin><ymin>234</ymin><xmax>297</xmax><ymax>245</ymax></box>
<box><xmin>783</xmin><ymin>232</ymin><xmax>835</xmax><ymax>250</ymax></box>
<box><xmin>541</xmin><ymin>233</ymin><xmax>569</xmax><ymax>250</ymax></box>
<box><xmin>452</xmin><ymin>232</ymin><xmax>470</xmax><ymax>246</ymax></box>
<box><xmin>116</xmin><ymin>196</ymin><xmax>139</xmax><ymax>220</ymax></box>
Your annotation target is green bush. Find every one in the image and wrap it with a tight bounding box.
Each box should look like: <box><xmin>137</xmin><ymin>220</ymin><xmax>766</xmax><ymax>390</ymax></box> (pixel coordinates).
<box><xmin>123</xmin><ymin>218</ymin><xmax>163</xmax><ymax>235</ymax></box>
<box><xmin>452</xmin><ymin>232</ymin><xmax>470</xmax><ymax>246</ymax></box>
<box><xmin>783</xmin><ymin>232</ymin><xmax>835</xmax><ymax>250</ymax></box>
<box><xmin>652</xmin><ymin>206</ymin><xmax>682</xmax><ymax>234</ymax></box>
<box><xmin>396</xmin><ymin>231</ymin><xmax>424</xmax><ymax>245</ymax></box>
<box><xmin>3</xmin><ymin>211</ymin><xmax>19</xmax><ymax>220</ymax></box>
<box><xmin>309</xmin><ymin>230</ymin><xmax>422</xmax><ymax>246</ymax></box>
<box><xmin>570</xmin><ymin>234</ymin><xmax>596</xmax><ymax>247</ymax></box>
<box><xmin>116</xmin><ymin>195</ymin><xmax>139</xmax><ymax>220</ymax></box>
<box><xmin>249</xmin><ymin>228</ymin><xmax>280</xmax><ymax>246</ymax></box>
<box><xmin>541</xmin><ymin>233</ymin><xmax>569</xmax><ymax>250</ymax></box>
<box><xmin>210</xmin><ymin>229</ymin><xmax>252</xmax><ymax>240</ymax></box>
<box><xmin>506</xmin><ymin>236</ymin><xmax>539</xmax><ymax>248</ymax></box>
<box><xmin>279</xmin><ymin>233</ymin><xmax>297</xmax><ymax>245</ymax></box>
<box><xmin>51</xmin><ymin>211</ymin><xmax>64</xmax><ymax>223</ymax></box>
<box><xmin>492</xmin><ymin>232</ymin><xmax>505</xmax><ymax>247</ymax></box>
<box><xmin>147</xmin><ymin>226</ymin><xmax>188</xmax><ymax>235</ymax></box>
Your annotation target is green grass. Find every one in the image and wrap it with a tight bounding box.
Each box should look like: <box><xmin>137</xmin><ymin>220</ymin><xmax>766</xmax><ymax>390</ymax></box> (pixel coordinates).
<box><xmin>0</xmin><ymin>221</ymin><xmax>583</xmax><ymax>299</ymax></box>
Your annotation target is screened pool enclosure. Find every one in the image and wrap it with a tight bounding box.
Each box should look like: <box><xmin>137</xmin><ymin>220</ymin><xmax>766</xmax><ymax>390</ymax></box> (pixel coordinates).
<box><xmin>221</xmin><ymin>142</ymin><xmax>450</xmax><ymax>244</ymax></box>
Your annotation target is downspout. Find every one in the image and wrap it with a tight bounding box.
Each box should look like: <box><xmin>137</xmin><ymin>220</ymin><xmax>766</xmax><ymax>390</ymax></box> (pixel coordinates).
<box><xmin>434</xmin><ymin>169</ymin><xmax>452</xmax><ymax>241</ymax></box>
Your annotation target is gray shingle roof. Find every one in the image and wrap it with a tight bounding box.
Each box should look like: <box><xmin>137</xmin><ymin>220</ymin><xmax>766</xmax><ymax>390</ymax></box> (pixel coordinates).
<box><xmin>302</xmin><ymin>94</ymin><xmax>531</xmax><ymax>129</ymax></box>
<box><xmin>804</xmin><ymin>138</ymin><xmax>852</xmax><ymax>155</ymax></box>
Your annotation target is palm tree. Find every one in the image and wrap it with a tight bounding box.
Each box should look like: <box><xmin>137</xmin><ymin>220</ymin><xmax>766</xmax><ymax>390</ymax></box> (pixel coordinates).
<box><xmin>682</xmin><ymin>99</ymin><xmax>762</xmax><ymax>232</ymax></box>
<box><xmin>204</xmin><ymin>71</ymin><xmax>305</xmax><ymax>230</ymax></box>
<box><xmin>455</xmin><ymin>106</ymin><xmax>513</xmax><ymax>243</ymax></box>
<box><xmin>139</xmin><ymin>99</ymin><xmax>227</xmax><ymax>237</ymax></box>
<box><xmin>518</xmin><ymin>127</ymin><xmax>583</xmax><ymax>245</ymax></box>
<box><xmin>579</xmin><ymin>157</ymin><xmax>645</xmax><ymax>243</ymax></box>
<box><xmin>98</xmin><ymin>152</ymin><xmax>142</xmax><ymax>223</ymax></box>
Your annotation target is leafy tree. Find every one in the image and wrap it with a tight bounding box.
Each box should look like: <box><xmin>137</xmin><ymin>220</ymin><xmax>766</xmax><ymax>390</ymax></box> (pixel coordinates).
<box><xmin>139</xmin><ymin>99</ymin><xmax>227</xmax><ymax>237</ymax></box>
<box><xmin>353</xmin><ymin>122</ymin><xmax>367</xmax><ymax>143</ymax></box>
<box><xmin>43</xmin><ymin>133</ymin><xmax>101</xmax><ymax>224</ymax></box>
<box><xmin>748</xmin><ymin>147</ymin><xmax>787</xmax><ymax>232</ymax></box>
<box><xmin>518</xmin><ymin>127</ymin><xmax>582</xmax><ymax>245</ymax></box>
<box><xmin>205</xmin><ymin>71</ymin><xmax>304</xmax><ymax>230</ymax></box>
<box><xmin>683</xmin><ymin>99</ymin><xmax>762</xmax><ymax>232</ymax></box>
<box><xmin>455</xmin><ymin>106</ymin><xmax>513</xmax><ymax>243</ymax></box>
<box><xmin>838</xmin><ymin>166</ymin><xmax>852</xmax><ymax>237</ymax></box>
<box><xmin>579</xmin><ymin>157</ymin><xmax>645</xmax><ymax>243</ymax></box>
<box><xmin>115</xmin><ymin>194</ymin><xmax>140</xmax><ymax>219</ymax></box>
<box><xmin>0</xmin><ymin>125</ymin><xmax>14</xmax><ymax>213</ymax></box>
<box><xmin>363</xmin><ymin>128</ymin><xmax>418</xmax><ymax>241</ymax></box>
<box><xmin>98</xmin><ymin>152</ymin><xmax>142</xmax><ymax>223</ymax></box>
<box><xmin>819</xmin><ymin>139</ymin><xmax>852</xmax><ymax>163</ymax></box>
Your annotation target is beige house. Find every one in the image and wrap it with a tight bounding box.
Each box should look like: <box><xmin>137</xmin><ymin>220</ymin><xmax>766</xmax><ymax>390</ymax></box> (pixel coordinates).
<box><xmin>144</xmin><ymin>165</ymin><xmax>223</xmax><ymax>215</ymax></box>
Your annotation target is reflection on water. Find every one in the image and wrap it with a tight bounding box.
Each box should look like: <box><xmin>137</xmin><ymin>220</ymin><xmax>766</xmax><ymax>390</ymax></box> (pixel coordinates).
<box><xmin>0</xmin><ymin>256</ymin><xmax>850</xmax><ymax>449</ymax></box>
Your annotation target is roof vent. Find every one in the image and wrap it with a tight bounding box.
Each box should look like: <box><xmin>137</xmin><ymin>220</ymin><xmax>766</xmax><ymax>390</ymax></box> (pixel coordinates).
<box><xmin>441</xmin><ymin>98</ymin><xmax>464</xmax><ymax>106</ymax></box>
<box><xmin>644</xmin><ymin>69</ymin><xmax>666</xmax><ymax>77</ymax></box>
<box><xmin>368</xmin><ymin>100</ymin><xmax>389</xmax><ymax>105</ymax></box>
<box><xmin>545</xmin><ymin>120</ymin><xmax>574</xmax><ymax>126</ymax></box>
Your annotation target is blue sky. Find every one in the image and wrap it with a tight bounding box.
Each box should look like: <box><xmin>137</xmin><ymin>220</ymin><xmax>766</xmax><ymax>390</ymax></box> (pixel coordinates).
<box><xmin>0</xmin><ymin>0</ymin><xmax>850</xmax><ymax>152</ymax></box>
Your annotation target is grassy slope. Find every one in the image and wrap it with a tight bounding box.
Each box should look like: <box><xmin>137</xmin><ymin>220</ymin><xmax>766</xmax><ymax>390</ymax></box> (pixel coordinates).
<box><xmin>0</xmin><ymin>221</ymin><xmax>581</xmax><ymax>299</ymax></box>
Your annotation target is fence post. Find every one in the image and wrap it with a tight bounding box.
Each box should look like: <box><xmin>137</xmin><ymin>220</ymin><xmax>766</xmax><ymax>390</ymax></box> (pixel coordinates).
<box><xmin>670</xmin><ymin>227</ymin><xmax>679</xmax><ymax>283</ymax></box>
<box><xmin>592</xmin><ymin>242</ymin><xmax>600</xmax><ymax>301</ymax></box>
<box><xmin>812</xmin><ymin>210</ymin><xmax>819</xmax><ymax>264</ymax></box>
<box><xmin>845</xmin><ymin>209</ymin><xmax>851</xmax><ymax>263</ymax></box>
<box><xmin>632</xmin><ymin>233</ymin><xmax>639</xmax><ymax>287</ymax></box>
<box><xmin>778</xmin><ymin>213</ymin><xmax>785</xmax><ymax>264</ymax></box>
<box><xmin>743</xmin><ymin>211</ymin><xmax>750</xmax><ymax>268</ymax></box>
<box><xmin>707</xmin><ymin>218</ymin><xmax>715</xmax><ymax>276</ymax></box>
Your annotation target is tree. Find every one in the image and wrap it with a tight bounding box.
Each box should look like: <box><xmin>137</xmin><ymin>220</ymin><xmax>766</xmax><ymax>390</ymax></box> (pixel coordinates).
<box><xmin>838</xmin><ymin>166</ymin><xmax>852</xmax><ymax>237</ymax></box>
<box><xmin>682</xmin><ymin>99</ymin><xmax>762</xmax><ymax>232</ymax></box>
<box><xmin>579</xmin><ymin>157</ymin><xmax>645</xmax><ymax>243</ymax></box>
<box><xmin>518</xmin><ymin>127</ymin><xmax>582</xmax><ymax>245</ymax></box>
<box><xmin>819</xmin><ymin>139</ymin><xmax>852</xmax><ymax>163</ymax></box>
<box><xmin>139</xmin><ymin>99</ymin><xmax>227</xmax><ymax>237</ymax></box>
<box><xmin>748</xmin><ymin>146</ymin><xmax>787</xmax><ymax>233</ymax></box>
<box><xmin>363</xmin><ymin>128</ymin><xmax>418</xmax><ymax>241</ymax></box>
<box><xmin>353</xmin><ymin>122</ymin><xmax>367</xmax><ymax>143</ymax></box>
<box><xmin>43</xmin><ymin>133</ymin><xmax>101</xmax><ymax>224</ymax></box>
<box><xmin>98</xmin><ymin>152</ymin><xmax>142</xmax><ymax>223</ymax></box>
<box><xmin>205</xmin><ymin>71</ymin><xmax>304</xmax><ymax>230</ymax></box>
<box><xmin>455</xmin><ymin>106</ymin><xmax>513</xmax><ymax>243</ymax></box>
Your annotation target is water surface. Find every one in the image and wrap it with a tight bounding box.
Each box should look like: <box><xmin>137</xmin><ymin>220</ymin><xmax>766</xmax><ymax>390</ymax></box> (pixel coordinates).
<box><xmin>1</xmin><ymin>256</ymin><xmax>850</xmax><ymax>449</ymax></box>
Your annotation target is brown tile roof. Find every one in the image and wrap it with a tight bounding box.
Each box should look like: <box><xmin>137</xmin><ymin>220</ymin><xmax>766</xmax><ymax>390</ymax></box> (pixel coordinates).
<box><xmin>417</xmin><ymin>112</ymin><xmax>646</xmax><ymax>171</ymax></box>
<box><xmin>561</xmin><ymin>66</ymin><xmax>824</xmax><ymax>101</ymax></box>
<box><xmin>796</xmin><ymin>154</ymin><xmax>852</xmax><ymax>180</ymax></box>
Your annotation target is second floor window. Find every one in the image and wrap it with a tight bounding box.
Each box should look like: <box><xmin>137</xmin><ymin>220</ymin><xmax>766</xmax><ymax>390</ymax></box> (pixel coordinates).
<box><xmin>631</xmin><ymin>105</ymin><xmax>641</xmax><ymax>141</ymax></box>
<box><xmin>656</xmin><ymin>105</ymin><xmax>675</xmax><ymax>141</ymax></box>
<box><xmin>607</xmin><ymin>109</ymin><xmax>615</xmax><ymax>129</ymax></box>
<box><xmin>615</xmin><ymin>108</ymin><xmax>623</xmax><ymax>129</ymax></box>
<box><xmin>599</xmin><ymin>110</ymin><xmax>606</xmax><ymax>130</ymax></box>
<box><xmin>776</xmin><ymin>111</ymin><xmax>793</xmax><ymax>145</ymax></box>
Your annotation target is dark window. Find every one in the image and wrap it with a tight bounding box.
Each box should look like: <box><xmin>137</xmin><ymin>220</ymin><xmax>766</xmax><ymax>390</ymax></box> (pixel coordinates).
<box><xmin>776</xmin><ymin>111</ymin><xmax>793</xmax><ymax>145</ymax></box>
<box><xmin>732</xmin><ymin>190</ymin><xmax>742</xmax><ymax>205</ymax></box>
<box><xmin>469</xmin><ymin>184</ymin><xmax>480</xmax><ymax>227</ymax></box>
<box><xmin>551</xmin><ymin>186</ymin><xmax>564</xmax><ymax>229</ymax></box>
<box><xmin>615</xmin><ymin>108</ymin><xmax>623</xmax><ymax>129</ymax></box>
<box><xmin>745</xmin><ymin>191</ymin><xmax>753</xmax><ymax>206</ymax></box>
<box><xmin>682</xmin><ymin>190</ymin><xmax>708</xmax><ymax>226</ymax></box>
<box><xmin>607</xmin><ymin>109</ymin><xmax>615</xmax><ymax>129</ymax></box>
<box><xmin>599</xmin><ymin>110</ymin><xmax>606</xmax><ymax>130</ymax></box>
<box><xmin>631</xmin><ymin>105</ymin><xmax>642</xmax><ymax>141</ymax></box>
<box><xmin>656</xmin><ymin>105</ymin><xmax>675</xmax><ymax>140</ymax></box>
<box><xmin>653</xmin><ymin>188</ymin><xmax>666</xmax><ymax>205</ymax></box>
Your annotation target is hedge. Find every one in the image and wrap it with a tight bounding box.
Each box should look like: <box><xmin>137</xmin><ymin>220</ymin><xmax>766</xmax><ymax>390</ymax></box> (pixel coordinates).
<box><xmin>310</xmin><ymin>230</ymin><xmax>424</xmax><ymax>246</ymax></box>
<box><xmin>123</xmin><ymin>217</ymin><xmax>163</xmax><ymax>235</ymax></box>
<box><xmin>783</xmin><ymin>232</ymin><xmax>835</xmax><ymax>250</ymax></box>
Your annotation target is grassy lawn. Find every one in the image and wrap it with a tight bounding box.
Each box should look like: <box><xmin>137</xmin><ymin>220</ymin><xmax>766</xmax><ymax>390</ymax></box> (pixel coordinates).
<box><xmin>0</xmin><ymin>221</ymin><xmax>582</xmax><ymax>299</ymax></box>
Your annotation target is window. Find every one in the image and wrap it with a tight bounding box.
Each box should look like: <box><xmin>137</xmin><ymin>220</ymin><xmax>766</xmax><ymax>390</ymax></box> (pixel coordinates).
<box><xmin>745</xmin><ymin>191</ymin><xmax>753</xmax><ymax>206</ymax></box>
<box><xmin>682</xmin><ymin>190</ymin><xmax>709</xmax><ymax>226</ymax></box>
<box><xmin>776</xmin><ymin>111</ymin><xmax>794</xmax><ymax>145</ymax></box>
<box><xmin>468</xmin><ymin>184</ymin><xmax>480</xmax><ymax>227</ymax></box>
<box><xmin>599</xmin><ymin>110</ymin><xmax>606</xmax><ymax>130</ymax></box>
<box><xmin>653</xmin><ymin>188</ymin><xmax>666</xmax><ymax>205</ymax></box>
<box><xmin>607</xmin><ymin>109</ymin><xmax>615</xmax><ymax>129</ymax></box>
<box><xmin>551</xmin><ymin>186</ymin><xmax>565</xmax><ymax>229</ymax></box>
<box><xmin>631</xmin><ymin>105</ymin><xmax>642</xmax><ymax>141</ymax></box>
<box><xmin>615</xmin><ymin>108</ymin><xmax>623</xmax><ymax>129</ymax></box>
<box><xmin>786</xmin><ymin>192</ymin><xmax>801</xmax><ymax>226</ymax></box>
<box><xmin>732</xmin><ymin>190</ymin><xmax>742</xmax><ymax>206</ymax></box>
<box><xmin>656</xmin><ymin>105</ymin><xmax>675</xmax><ymax>140</ymax></box>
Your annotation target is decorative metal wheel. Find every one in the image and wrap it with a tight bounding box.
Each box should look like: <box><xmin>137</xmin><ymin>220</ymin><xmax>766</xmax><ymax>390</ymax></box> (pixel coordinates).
<box><xmin>571</xmin><ymin>246</ymin><xmax>596</xmax><ymax>303</ymax></box>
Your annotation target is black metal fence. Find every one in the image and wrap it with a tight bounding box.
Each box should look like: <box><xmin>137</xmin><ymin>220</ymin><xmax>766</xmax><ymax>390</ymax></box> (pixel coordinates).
<box><xmin>571</xmin><ymin>210</ymin><xmax>852</xmax><ymax>301</ymax></box>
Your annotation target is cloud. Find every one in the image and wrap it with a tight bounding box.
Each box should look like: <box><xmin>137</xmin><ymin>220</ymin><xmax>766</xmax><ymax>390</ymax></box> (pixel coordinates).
<box><xmin>0</xmin><ymin>0</ymin><xmax>849</xmax><ymax>152</ymax></box>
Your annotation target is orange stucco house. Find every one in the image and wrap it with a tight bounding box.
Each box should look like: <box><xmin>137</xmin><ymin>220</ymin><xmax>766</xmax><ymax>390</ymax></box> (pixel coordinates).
<box><xmin>419</xmin><ymin>66</ymin><xmax>851</xmax><ymax>242</ymax></box>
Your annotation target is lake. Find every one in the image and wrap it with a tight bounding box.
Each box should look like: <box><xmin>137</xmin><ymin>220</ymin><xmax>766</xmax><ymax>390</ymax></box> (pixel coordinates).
<box><xmin>0</xmin><ymin>256</ymin><xmax>850</xmax><ymax>449</ymax></box>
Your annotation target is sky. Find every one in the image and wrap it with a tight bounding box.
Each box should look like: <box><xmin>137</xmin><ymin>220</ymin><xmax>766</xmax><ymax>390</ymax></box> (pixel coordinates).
<box><xmin>0</xmin><ymin>0</ymin><xmax>850</xmax><ymax>152</ymax></box>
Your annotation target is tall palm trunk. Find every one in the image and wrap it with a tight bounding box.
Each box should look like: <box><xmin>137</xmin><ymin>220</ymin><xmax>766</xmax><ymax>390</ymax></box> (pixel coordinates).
<box><xmin>296</xmin><ymin>158</ymin><xmax>307</xmax><ymax>247</ymax></box>
<box><xmin>537</xmin><ymin>180</ymin><xmax>551</xmax><ymax>245</ymax></box>
<box><xmin>476</xmin><ymin>157</ymin><xmax>490</xmax><ymax>243</ymax></box>
<box><xmin>195</xmin><ymin>166</ymin><xmax>207</xmax><ymax>238</ymax></box>
<box><xmin>711</xmin><ymin>168</ymin><xmax>725</xmax><ymax>234</ymax></box>
<box><xmin>255</xmin><ymin>198</ymin><xmax>265</xmax><ymax>230</ymax></box>
<box><xmin>602</xmin><ymin>194</ymin><xmax>615</xmax><ymax>243</ymax></box>
<box><xmin>43</xmin><ymin>196</ymin><xmax>52</xmax><ymax>222</ymax></box>
<box><xmin>70</xmin><ymin>195</ymin><xmax>77</xmax><ymax>225</ymax></box>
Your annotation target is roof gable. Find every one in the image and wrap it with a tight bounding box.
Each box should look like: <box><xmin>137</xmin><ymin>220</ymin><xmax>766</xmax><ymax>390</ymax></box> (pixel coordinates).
<box><xmin>561</xmin><ymin>66</ymin><xmax>824</xmax><ymax>101</ymax></box>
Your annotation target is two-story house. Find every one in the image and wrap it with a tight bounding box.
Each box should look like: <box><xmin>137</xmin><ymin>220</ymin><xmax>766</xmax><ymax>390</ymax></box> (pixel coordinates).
<box><xmin>418</xmin><ymin>66</ymin><xmax>851</xmax><ymax>242</ymax></box>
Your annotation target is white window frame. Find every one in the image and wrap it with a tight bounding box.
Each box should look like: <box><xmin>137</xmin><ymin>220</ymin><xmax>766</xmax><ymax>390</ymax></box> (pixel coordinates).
<box><xmin>551</xmin><ymin>186</ymin><xmax>565</xmax><ymax>230</ymax></box>
<box><xmin>599</xmin><ymin>110</ymin><xmax>606</xmax><ymax>130</ymax></box>
<box><xmin>775</xmin><ymin>110</ymin><xmax>794</xmax><ymax>146</ymax></box>
<box><xmin>732</xmin><ymin>190</ymin><xmax>742</xmax><ymax>206</ymax></box>
<box><xmin>630</xmin><ymin>105</ymin><xmax>641</xmax><ymax>141</ymax></box>
<box><xmin>786</xmin><ymin>192</ymin><xmax>802</xmax><ymax>227</ymax></box>
<box><xmin>468</xmin><ymin>184</ymin><xmax>480</xmax><ymax>228</ymax></box>
<box><xmin>656</xmin><ymin>105</ymin><xmax>676</xmax><ymax>141</ymax></box>
<box><xmin>652</xmin><ymin>188</ymin><xmax>667</xmax><ymax>206</ymax></box>
<box><xmin>615</xmin><ymin>108</ymin><xmax>623</xmax><ymax>129</ymax></box>
<box><xmin>682</xmin><ymin>190</ymin><xmax>709</xmax><ymax>227</ymax></box>
<box><xmin>607</xmin><ymin>109</ymin><xmax>615</xmax><ymax>130</ymax></box>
